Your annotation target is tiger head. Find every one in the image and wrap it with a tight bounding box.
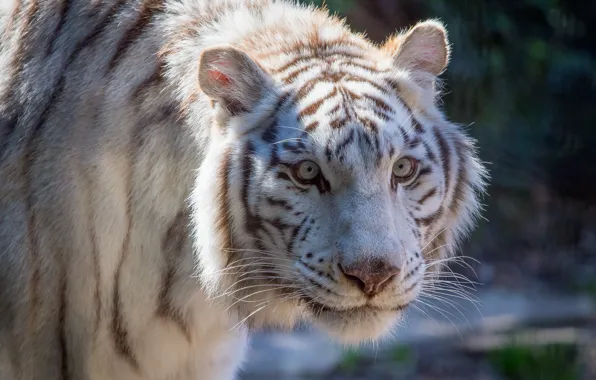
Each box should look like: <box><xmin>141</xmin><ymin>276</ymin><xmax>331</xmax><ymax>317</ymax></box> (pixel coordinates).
<box><xmin>190</xmin><ymin>18</ymin><xmax>487</xmax><ymax>344</ymax></box>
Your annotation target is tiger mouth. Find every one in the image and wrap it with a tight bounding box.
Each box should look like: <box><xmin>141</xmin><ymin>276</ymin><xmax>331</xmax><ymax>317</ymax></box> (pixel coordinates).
<box><xmin>300</xmin><ymin>296</ymin><xmax>410</xmax><ymax>314</ymax></box>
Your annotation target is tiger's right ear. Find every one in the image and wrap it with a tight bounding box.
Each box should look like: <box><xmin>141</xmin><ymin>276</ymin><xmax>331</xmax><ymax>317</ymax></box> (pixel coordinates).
<box><xmin>198</xmin><ymin>45</ymin><xmax>273</xmax><ymax>116</ymax></box>
<box><xmin>382</xmin><ymin>20</ymin><xmax>450</xmax><ymax>93</ymax></box>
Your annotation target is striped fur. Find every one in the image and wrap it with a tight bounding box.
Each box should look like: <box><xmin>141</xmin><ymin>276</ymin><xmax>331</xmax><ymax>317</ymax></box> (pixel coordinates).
<box><xmin>0</xmin><ymin>1</ymin><xmax>487</xmax><ymax>379</ymax></box>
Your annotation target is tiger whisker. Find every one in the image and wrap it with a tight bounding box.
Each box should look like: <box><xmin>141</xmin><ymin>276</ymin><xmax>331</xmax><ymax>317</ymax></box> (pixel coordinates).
<box><xmin>414</xmin><ymin>298</ymin><xmax>466</xmax><ymax>333</ymax></box>
<box><xmin>230</xmin><ymin>302</ymin><xmax>269</xmax><ymax>333</ymax></box>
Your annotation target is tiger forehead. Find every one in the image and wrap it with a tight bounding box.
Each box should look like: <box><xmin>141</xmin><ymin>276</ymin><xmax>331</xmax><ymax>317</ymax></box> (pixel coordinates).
<box><xmin>294</xmin><ymin>83</ymin><xmax>402</xmax><ymax>135</ymax></box>
<box><xmin>275</xmin><ymin>116</ymin><xmax>399</xmax><ymax>172</ymax></box>
<box><xmin>270</xmin><ymin>79</ymin><xmax>406</xmax><ymax>162</ymax></box>
<box><xmin>267</xmin><ymin>48</ymin><xmax>394</xmax><ymax>93</ymax></box>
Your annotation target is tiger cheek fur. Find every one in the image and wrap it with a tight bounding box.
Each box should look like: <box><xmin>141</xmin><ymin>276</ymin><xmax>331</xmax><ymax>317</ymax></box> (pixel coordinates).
<box><xmin>0</xmin><ymin>0</ymin><xmax>487</xmax><ymax>379</ymax></box>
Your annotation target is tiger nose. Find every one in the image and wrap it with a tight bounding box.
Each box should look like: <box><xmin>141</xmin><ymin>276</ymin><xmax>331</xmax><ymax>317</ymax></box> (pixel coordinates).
<box><xmin>339</xmin><ymin>259</ymin><xmax>401</xmax><ymax>297</ymax></box>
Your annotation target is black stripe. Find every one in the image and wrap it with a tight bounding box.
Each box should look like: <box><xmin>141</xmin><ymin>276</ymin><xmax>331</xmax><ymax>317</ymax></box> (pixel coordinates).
<box><xmin>334</xmin><ymin>129</ymin><xmax>355</xmax><ymax>157</ymax></box>
<box><xmin>316</xmin><ymin>175</ymin><xmax>331</xmax><ymax>194</ymax></box>
<box><xmin>131</xmin><ymin>65</ymin><xmax>163</xmax><ymax>101</ymax></box>
<box><xmin>408</xmin><ymin>136</ymin><xmax>422</xmax><ymax>149</ymax></box>
<box><xmin>422</xmin><ymin>141</ymin><xmax>438</xmax><ymax>164</ymax></box>
<box><xmin>363</xmin><ymin>94</ymin><xmax>393</xmax><ymax>113</ymax></box>
<box><xmin>406</xmin><ymin>180</ymin><xmax>422</xmax><ymax>191</ymax></box>
<box><xmin>299</xmin><ymin>219</ymin><xmax>315</xmax><ymax>243</ymax></box>
<box><xmin>418</xmin><ymin>188</ymin><xmax>437</xmax><ymax>205</ymax></box>
<box><xmin>298</xmin><ymin>96</ymin><xmax>326</xmax><ymax>118</ymax></box>
<box><xmin>358</xmin><ymin>129</ymin><xmax>373</xmax><ymax>151</ymax></box>
<box><xmin>266</xmin><ymin>197</ymin><xmax>293</xmax><ymax>210</ymax></box>
<box><xmin>415</xmin><ymin>208</ymin><xmax>443</xmax><ymax>227</ymax></box>
<box><xmin>412</xmin><ymin>120</ymin><xmax>425</xmax><ymax>134</ymax></box>
<box><xmin>0</xmin><ymin>113</ymin><xmax>19</xmax><ymax>159</ymax></box>
<box><xmin>256</xmin><ymin>225</ymin><xmax>276</xmax><ymax>248</ymax></box>
<box><xmin>358</xmin><ymin>117</ymin><xmax>379</xmax><ymax>133</ymax></box>
<box><xmin>260</xmin><ymin>220</ymin><xmax>286</xmax><ymax>247</ymax></box>
<box><xmin>17</xmin><ymin>0</ymin><xmax>47</xmax><ymax>346</ymax></box>
<box><xmin>369</xmin><ymin>107</ymin><xmax>392</xmax><ymax>122</ymax></box>
<box><xmin>262</xmin><ymin>217</ymin><xmax>292</xmax><ymax>233</ymax></box>
<box><xmin>345</xmin><ymin>76</ymin><xmax>389</xmax><ymax>94</ymax></box>
<box><xmin>85</xmin><ymin>173</ymin><xmax>102</xmax><ymax>338</ymax></box>
<box><xmin>448</xmin><ymin>141</ymin><xmax>468</xmax><ymax>214</ymax></box>
<box><xmin>268</xmin><ymin>145</ymin><xmax>281</xmax><ymax>169</ymax></box>
<box><xmin>272</xmin><ymin>55</ymin><xmax>315</xmax><ymax>74</ymax></box>
<box><xmin>108</xmin><ymin>0</ymin><xmax>164</xmax><ymax>72</ymax></box>
<box><xmin>261</xmin><ymin>120</ymin><xmax>278</xmax><ymax>144</ymax></box>
<box><xmin>157</xmin><ymin>211</ymin><xmax>191</xmax><ymax>341</ymax></box>
<box><xmin>325</xmin><ymin>144</ymin><xmax>333</xmax><ymax>162</ymax></box>
<box><xmin>398</xmin><ymin>126</ymin><xmax>411</xmax><ymax>146</ymax></box>
<box><xmin>276</xmin><ymin>172</ymin><xmax>293</xmax><ymax>182</ymax></box>
<box><xmin>47</xmin><ymin>0</ymin><xmax>73</xmax><ymax>56</ymax></box>
<box><xmin>295</xmin><ymin>78</ymin><xmax>319</xmax><ymax>101</ymax></box>
<box><xmin>373</xmin><ymin>131</ymin><xmax>381</xmax><ymax>157</ymax></box>
<box><xmin>305</xmin><ymin>121</ymin><xmax>319</xmax><ymax>131</ymax></box>
<box><xmin>288</xmin><ymin>216</ymin><xmax>308</xmax><ymax>252</ymax></box>
<box><xmin>282</xmin><ymin>65</ymin><xmax>312</xmax><ymax>83</ymax></box>
<box><xmin>326</xmin><ymin>104</ymin><xmax>341</xmax><ymax>115</ymax></box>
<box><xmin>281</xmin><ymin>140</ymin><xmax>305</xmax><ymax>154</ymax></box>
<box><xmin>273</xmin><ymin>50</ymin><xmax>367</xmax><ymax>75</ymax></box>
<box><xmin>59</xmin><ymin>272</ymin><xmax>69</xmax><ymax>380</ymax></box>
<box><xmin>24</xmin><ymin>0</ymin><xmax>129</xmax><ymax>130</ymax></box>
<box><xmin>241</xmin><ymin>141</ymin><xmax>263</xmax><ymax>236</ymax></box>
<box><xmin>110</xmin><ymin>87</ymin><xmax>146</xmax><ymax>372</ymax></box>
<box><xmin>22</xmin><ymin>0</ymin><xmax>129</xmax><ymax>174</ymax></box>
<box><xmin>329</xmin><ymin>116</ymin><xmax>349</xmax><ymax>129</ymax></box>
<box><xmin>341</xmin><ymin>60</ymin><xmax>388</xmax><ymax>74</ymax></box>
<box><xmin>418</xmin><ymin>166</ymin><xmax>432</xmax><ymax>177</ymax></box>
<box><xmin>433</xmin><ymin>127</ymin><xmax>451</xmax><ymax>193</ymax></box>
<box><xmin>275</xmin><ymin>91</ymin><xmax>293</xmax><ymax>113</ymax></box>
<box><xmin>111</xmin><ymin>207</ymin><xmax>139</xmax><ymax>370</ymax></box>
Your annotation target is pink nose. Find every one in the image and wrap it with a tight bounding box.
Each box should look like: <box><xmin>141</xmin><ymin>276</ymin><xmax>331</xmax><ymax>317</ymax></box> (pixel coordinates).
<box><xmin>339</xmin><ymin>259</ymin><xmax>401</xmax><ymax>297</ymax></box>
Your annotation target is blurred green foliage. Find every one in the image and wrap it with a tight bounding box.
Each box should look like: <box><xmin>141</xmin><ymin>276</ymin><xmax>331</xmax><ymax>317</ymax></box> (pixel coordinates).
<box><xmin>427</xmin><ymin>0</ymin><xmax>596</xmax><ymax>196</ymax></box>
<box><xmin>338</xmin><ymin>349</ymin><xmax>360</xmax><ymax>372</ymax></box>
<box><xmin>390</xmin><ymin>345</ymin><xmax>413</xmax><ymax>363</ymax></box>
<box><xmin>488</xmin><ymin>343</ymin><xmax>580</xmax><ymax>380</ymax></box>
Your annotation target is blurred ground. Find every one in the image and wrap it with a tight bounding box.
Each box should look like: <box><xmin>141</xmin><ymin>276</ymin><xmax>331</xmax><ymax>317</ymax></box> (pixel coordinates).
<box><xmin>240</xmin><ymin>284</ymin><xmax>596</xmax><ymax>379</ymax></box>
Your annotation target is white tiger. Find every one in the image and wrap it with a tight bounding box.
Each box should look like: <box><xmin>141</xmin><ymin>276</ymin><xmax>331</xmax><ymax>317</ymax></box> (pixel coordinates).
<box><xmin>0</xmin><ymin>0</ymin><xmax>487</xmax><ymax>379</ymax></box>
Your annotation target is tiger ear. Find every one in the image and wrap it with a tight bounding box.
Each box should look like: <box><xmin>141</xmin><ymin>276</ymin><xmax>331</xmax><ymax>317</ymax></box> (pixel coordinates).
<box><xmin>382</xmin><ymin>20</ymin><xmax>450</xmax><ymax>85</ymax></box>
<box><xmin>198</xmin><ymin>45</ymin><xmax>272</xmax><ymax>116</ymax></box>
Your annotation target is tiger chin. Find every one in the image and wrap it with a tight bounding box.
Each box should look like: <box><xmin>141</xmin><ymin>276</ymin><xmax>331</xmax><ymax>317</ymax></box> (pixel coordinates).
<box><xmin>0</xmin><ymin>0</ymin><xmax>487</xmax><ymax>379</ymax></box>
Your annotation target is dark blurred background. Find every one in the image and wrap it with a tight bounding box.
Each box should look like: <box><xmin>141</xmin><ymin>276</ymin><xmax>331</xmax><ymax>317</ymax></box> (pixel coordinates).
<box><xmin>243</xmin><ymin>1</ymin><xmax>596</xmax><ymax>379</ymax></box>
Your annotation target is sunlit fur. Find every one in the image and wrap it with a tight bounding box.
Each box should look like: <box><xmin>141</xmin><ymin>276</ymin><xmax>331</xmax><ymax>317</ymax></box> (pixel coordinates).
<box><xmin>0</xmin><ymin>0</ymin><xmax>487</xmax><ymax>379</ymax></box>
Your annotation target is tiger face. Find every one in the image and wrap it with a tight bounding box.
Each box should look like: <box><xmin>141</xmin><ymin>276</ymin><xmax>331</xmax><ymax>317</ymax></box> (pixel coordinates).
<box><xmin>191</xmin><ymin>20</ymin><xmax>486</xmax><ymax>344</ymax></box>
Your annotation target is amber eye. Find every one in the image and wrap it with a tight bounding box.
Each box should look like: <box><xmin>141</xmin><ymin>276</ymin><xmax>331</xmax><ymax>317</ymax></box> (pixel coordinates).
<box><xmin>293</xmin><ymin>160</ymin><xmax>320</xmax><ymax>182</ymax></box>
<box><xmin>392</xmin><ymin>157</ymin><xmax>418</xmax><ymax>181</ymax></box>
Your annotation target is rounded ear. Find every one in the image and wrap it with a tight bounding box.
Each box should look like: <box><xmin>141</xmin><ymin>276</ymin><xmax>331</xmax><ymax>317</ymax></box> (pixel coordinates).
<box><xmin>382</xmin><ymin>19</ymin><xmax>450</xmax><ymax>77</ymax></box>
<box><xmin>198</xmin><ymin>45</ymin><xmax>273</xmax><ymax>116</ymax></box>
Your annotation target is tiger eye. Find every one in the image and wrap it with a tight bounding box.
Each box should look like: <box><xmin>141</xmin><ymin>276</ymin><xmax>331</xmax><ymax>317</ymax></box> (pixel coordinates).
<box><xmin>392</xmin><ymin>157</ymin><xmax>417</xmax><ymax>181</ymax></box>
<box><xmin>295</xmin><ymin>160</ymin><xmax>320</xmax><ymax>181</ymax></box>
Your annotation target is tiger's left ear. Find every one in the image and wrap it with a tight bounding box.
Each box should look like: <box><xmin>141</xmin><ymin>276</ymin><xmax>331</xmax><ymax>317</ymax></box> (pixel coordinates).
<box><xmin>198</xmin><ymin>45</ymin><xmax>273</xmax><ymax>116</ymax></box>
<box><xmin>382</xmin><ymin>20</ymin><xmax>450</xmax><ymax>86</ymax></box>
